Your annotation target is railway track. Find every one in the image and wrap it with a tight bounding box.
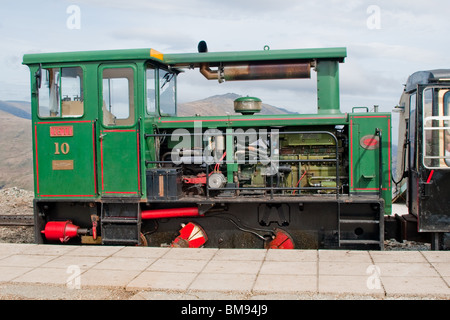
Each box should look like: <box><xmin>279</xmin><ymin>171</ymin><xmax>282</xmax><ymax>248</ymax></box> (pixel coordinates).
<box><xmin>0</xmin><ymin>215</ymin><xmax>34</xmax><ymax>226</ymax></box>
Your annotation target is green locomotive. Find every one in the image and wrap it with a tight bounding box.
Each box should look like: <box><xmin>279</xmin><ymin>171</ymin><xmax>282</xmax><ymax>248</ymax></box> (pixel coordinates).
<box><xmin>23</xmin><ymin>42</ymin><xmax>391</xmax><ymax>249</ymax></box>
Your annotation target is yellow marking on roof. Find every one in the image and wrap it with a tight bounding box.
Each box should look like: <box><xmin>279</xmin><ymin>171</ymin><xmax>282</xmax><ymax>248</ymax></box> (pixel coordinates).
<box><xmin>150</xmin><ymin>49</ymin><xmax>164</xmax><ymax>61</ymax></box>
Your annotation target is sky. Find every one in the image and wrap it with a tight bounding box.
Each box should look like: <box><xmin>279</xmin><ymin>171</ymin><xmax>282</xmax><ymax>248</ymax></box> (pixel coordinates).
<box><xmin>1</xmin><ymin>0</ymin><xmax>450</xmax><ymax>135</ymax></box>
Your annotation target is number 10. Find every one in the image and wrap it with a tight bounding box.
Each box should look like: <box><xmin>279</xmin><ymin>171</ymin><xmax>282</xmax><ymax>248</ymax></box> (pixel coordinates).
<box><xmin>54</xmin><ymin>142</ymin><xmax>70</xmax><ymax>155</ymax></box>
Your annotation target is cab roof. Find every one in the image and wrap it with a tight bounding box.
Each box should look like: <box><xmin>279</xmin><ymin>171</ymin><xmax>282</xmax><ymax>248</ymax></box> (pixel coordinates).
<box><xmin>23</xmin><ymin>47</ymin><xmax>346</xmax><ymax>66</ymax></box>
<box><xmin>405</xmin><ymin>69</ymin><xmax>450</xmax><ymax>92</ymax></box>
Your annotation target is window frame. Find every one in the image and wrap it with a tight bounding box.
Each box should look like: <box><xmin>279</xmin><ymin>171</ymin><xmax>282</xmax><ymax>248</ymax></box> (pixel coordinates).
<box><xmin>421</xmin><ymin>86</ymin><xmax>450</xmax><ymax>169</ymax></box>
<box><xmin>145</xmin><ymin>65</ymin><xmax>157</xmax><ymax>116</ymax></box>
<box><xmin>157</xmin><ymin>67</ymin><xmax>177</xmax><ymax>117</ymax></box>
<box><xmin>37</xmin><ymin>65</ymin><xmax>85</xmax><ymax>119</ymax></box>
<box><xmin>99</xmin><ymin>64</ymin><xmax>137</xmax><ymax>128</ymax></box>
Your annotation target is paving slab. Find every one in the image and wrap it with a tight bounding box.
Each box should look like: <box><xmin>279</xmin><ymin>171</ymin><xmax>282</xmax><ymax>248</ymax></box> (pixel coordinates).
<box><xmin>81</xmin><ymin>268</ymin><xmax>142</xmax><ymax>288</ymax></box>
<box><xmin>253</xmin><ymin>274</ymin><xmax>317</xmax><ymax>293</ymax></box>
<box><xmin>66</xmin><ymin>245</ymin><xmax>124</xmax><ymax>257</ymax></box>
<box><xmin>202</xmin><ymin>259</ymin><xmax>262</xmax><ymax>274</ymax></box>
<box><xmin>0</xmin><ymin>243</ymin><xmax>36</xmax><ymax>255</ymax></box>
<box><xmin>265</xmin><ymin>249</ymin><xmax>317</xmax><ymax>262</ymax></box>
<box><xmin>369</xmin><ymin>251</ymin><xmax>428</xmax><ymax>263</ymax></box>
<box><xmin>212</xmin><ymin>249</ymin><xmax>267</xmax><ymax>261</ymax></box>
<box><xmin>0</xmin><ymin>254</ymin><xmax>56</xmax><ymax>268</ymax></box>
<box><xmin>162</xmin><ymin>247</ymin><xmax>218</xmax><ymax>260</ymax></box>
<box><xmin>381</xmin><ymin>276</ymin><xmax>450</xmax><ymax>297</ymax></box>
<box><xmin>92</xmin><ymin>256</ymin><xmax>156</xmax><ymax>271</ymax></box>
<box><xmin>318</xmin><ymin>275</ymin><xmax>385</xmax><ymax>297</ymax></box>
<box><xmin>444</xmin><ymin>277</ymin><xmax>450</xmax><ymax>287</ymax></box>
<box><xmin>127</xmin><ymin>271</ymin><xmax>198</xmax><ymax>291</ymax></box>
<box><xmin>40</xmin><ymin>255</ymin><xmax>105</xmax><ymax>271</ymax></box>
<box><xmin>189</xmin><ymin>273</ymin><xmax>257</xmax><ymax>292</ymax></box>
<box><xmin>12</xmin><ymin>267</ymin><xmax>72</xmax><ymax>285</ymax></box>
<box><xmin>147</xmin><ymin>258</ymin><xmax>209</xmax><ymax>273</ymax></box>
<box><xmin>319</xmin><ymin>250</ymin><xmax>372</xmax><ymax>263</ymax></box>
<box><xmin>20</xmin><ymin>244</ymin><xmax>76</xmax><ymax>256</ymax></box>
<box><xmin>113</xmin><ymin>246</ymin><xmax>170</xmax><ymax>258</ymax></box>
<box><xmin>319</xmin><ymin>261</ymin><xmax>373</xmax><ymax>276</ymax></box>
<box><xmin>430</xmin><ymin>262</ymin><xmax>450</xmax><ymax>277</ymax></box>
<box><xmin>421</xmin><ymin>251</ymin><xmax>450</xmax><ymax>263</ymax></box>
<box><xmin>66</xmin><ymin>246</ymin><xmax>124</xmax><ymax>257</ymax></box>
<box><xmin>374</xmin><ymin>262</ymin><xmax>441</xmax><ymax>277</ymax></box>
<box><xmin>260</xmin><ymin>261</ymin><xmax>316</xmax><ymax>275</ymax></box>
<box><xmin>0</xmin><ymin>266</ymin><xmax>33</xmax><ymax>282</ymax></box>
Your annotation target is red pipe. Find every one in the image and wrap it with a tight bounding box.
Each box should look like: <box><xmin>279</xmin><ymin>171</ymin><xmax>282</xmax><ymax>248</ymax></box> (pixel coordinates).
<box><xmin>141</xmin><ymin>207</ymin><xmax>200</xmax><ymax>219</ymax></box>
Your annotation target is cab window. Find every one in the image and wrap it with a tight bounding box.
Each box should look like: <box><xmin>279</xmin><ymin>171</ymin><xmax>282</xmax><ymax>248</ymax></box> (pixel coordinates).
<box><xmin>146</xmin><ymin>67</ymin><xmax>156</xmax><ymax>114</ymax></box>
<box><xmin>38</xmin><ymin>67</ymin><xmax>83</xmax><ymax>117</ymax></box>
<box><xmin>159</xmin><ymin>69</ymin><xmax>176</xmax><ymax>116</ymax></box>
<box><xmin>102</xmin><ymin>67</ymin><xmax>134</xmax><ymax>126</ymax></box>
<box><xmin>423</xmin><ymin>88</ymin><xmax>450</xmax><ymax>168</ymax></box>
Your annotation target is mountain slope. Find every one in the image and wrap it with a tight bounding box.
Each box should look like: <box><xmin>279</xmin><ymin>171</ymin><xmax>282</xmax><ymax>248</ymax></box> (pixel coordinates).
<box><xmin>0</xmin><ymin>101</ymin><xmax>31</xmax><ymax>120</ymax></box>
<box><xmin>0</xmin><ymin>109</ymin><xmax>33</xmax><ymax>190</ymax></box>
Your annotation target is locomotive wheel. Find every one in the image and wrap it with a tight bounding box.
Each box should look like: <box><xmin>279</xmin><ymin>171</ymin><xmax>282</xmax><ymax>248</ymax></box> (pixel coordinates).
<box><xmin>264</xmin><ymin>228</ymin><xmax>295</xmax><ymax>249</ymax></box>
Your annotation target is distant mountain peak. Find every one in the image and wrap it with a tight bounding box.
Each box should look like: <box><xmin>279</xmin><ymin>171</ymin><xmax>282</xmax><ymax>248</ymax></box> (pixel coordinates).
<box><xmin>178</xmin><ymin>93</ymin><xmax>296</xmax><ymax>116</ymax></box>
<box><xmin>204</xmin><ymin>93</ymin><xmax>242</xmax><ymax>100</ymax></box>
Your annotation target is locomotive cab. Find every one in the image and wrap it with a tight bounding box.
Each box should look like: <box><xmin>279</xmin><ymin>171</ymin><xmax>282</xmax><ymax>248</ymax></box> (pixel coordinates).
<box><xmin>394</xmin><ymin>70</ymin><xmax>450</xmax><ymax>249</ymax></box>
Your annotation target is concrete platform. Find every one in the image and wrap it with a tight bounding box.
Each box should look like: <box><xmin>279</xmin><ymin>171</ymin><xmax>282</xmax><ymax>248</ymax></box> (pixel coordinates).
<box><xmin>0</xmin><ymin>243</ymin><xmax>449</xmax><ymax>300</ymax></box>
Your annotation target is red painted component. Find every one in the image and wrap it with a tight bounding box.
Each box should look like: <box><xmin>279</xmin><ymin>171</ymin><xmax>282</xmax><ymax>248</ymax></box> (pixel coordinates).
<box><xmin>41</xmin><ymin>221</ymin><xmax>80</xmax><ymax>243</ymax></box>
<box><xmin>426</xmin><ymin>169</ymin><xmax>434</xmax><ymax>184</ymax></box>
<box><xmin>363</xmin><ymin>138</ymin><xmax>378</xmax><ymax>147</ymax></box>
<box><xmin>50</xmin><ymin>126</ymin><xmax>73</xmax><ymax>137</ymax></box>
<box><xmin>171</xmin><ymin>222</ymin><xmax>208</xmax><ymax>248</ymax></box>
<box><xmin>265</xmin><ymin>229</ymin><xmax>295</xmax><ymax>249</ymax></box>
<box><xmin>183</xmin><ymin>173</ymin><xmax>207</xmax><ymax>184</ymax></box>
<box><xmin>141</xmin><ymin>207</ymin><xmax>200</xmax><ymax>219</ymax></box>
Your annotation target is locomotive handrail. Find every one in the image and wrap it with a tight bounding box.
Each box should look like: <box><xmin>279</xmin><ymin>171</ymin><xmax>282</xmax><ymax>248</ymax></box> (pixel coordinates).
<box><xmin>376</xmin><ymin>128</ymin><xmax>383</xmax><ymax>198</ymax></box>
<box><xmin>146</xmin><ymin>130</ymin><xmax>341</xmax><ymax>199</ymax></box>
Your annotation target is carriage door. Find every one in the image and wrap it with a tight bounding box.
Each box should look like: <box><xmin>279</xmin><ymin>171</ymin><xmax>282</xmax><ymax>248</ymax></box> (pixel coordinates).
<box><xmin>98</xmin><ymin>65</ymin><xmax>141</xmax><ymax>197</ymax></box>
<box><xmin>418</xmin><ymin>87</ymin><xmax>450</xmax><ymax>233</ymax></box>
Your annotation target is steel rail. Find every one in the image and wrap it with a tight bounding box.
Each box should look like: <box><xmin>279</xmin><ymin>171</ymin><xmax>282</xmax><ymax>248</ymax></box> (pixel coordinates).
<box><xmin>0</xmin><ymin>215</ymin><xmax>34</xmax><ymax>226</ymax></box>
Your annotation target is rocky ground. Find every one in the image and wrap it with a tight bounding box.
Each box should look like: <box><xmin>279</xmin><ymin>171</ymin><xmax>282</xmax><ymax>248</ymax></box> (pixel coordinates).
<box><xmin>0</xmin><ymin>187</ymin><xmax>33</xmax><ymax>216</ymax></box>
<box><xmin>0</xmin><ymin>187</ymin><xmax>34</xmax><ymax>244</ymax></box>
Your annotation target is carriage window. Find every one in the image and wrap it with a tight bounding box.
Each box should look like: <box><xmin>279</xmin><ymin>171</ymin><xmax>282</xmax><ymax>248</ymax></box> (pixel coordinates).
<box><xmin>159</xmin><ymin>69</ymin><xmax>176</xmax><ymax>116</ymax></box>
<box><xmin>146</xmin><ymin>68</ymin><xmax>156</xmax><ymax>114</ymax></box>
<box><xmin>102</xmin><ymin>68</ymin><xmax>134</xmax><ymax>126</ymax></box>
<box><xmin>423</xmin><ymin>88</ymin><xmax>450</xmax><ymax>168</ymax></box>
<box><xmin>38</xmin><ymin>67</ymin><xmax>83</xmax><ymax>117</ymax></box>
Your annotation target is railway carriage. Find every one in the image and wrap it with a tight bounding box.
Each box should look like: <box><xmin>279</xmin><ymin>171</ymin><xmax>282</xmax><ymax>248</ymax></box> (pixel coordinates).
<box><xmin>23</xmin><ymin>43</ymin><xmax>391</xmax><ymax>249</ymax></box>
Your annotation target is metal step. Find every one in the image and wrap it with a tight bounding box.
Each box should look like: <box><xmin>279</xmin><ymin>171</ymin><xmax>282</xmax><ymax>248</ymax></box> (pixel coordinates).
<box><xmin>339</xmin><ymin>219</ymin><xmax>379</xmax><ymax>224</ymax></box>
<box><xmin>101</xmin><ymin>217</ymin><xmax>139</xmax><ymax>224</ymax></box>
<box><xmin>101</xmin><ymin>238</ymin><xmax>139</xmax><ymax>245</ymax></box>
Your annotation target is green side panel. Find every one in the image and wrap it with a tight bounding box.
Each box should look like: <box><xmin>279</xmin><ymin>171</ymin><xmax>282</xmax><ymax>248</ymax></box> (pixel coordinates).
<box><xmin>34</xmin><ymin>121</ymin><xmax>96</xmax><ymax>198</ymax></box>
<box><xmin>349</xmin><ymin>114</ymin><xmax>392</xmax><ymax>214</ymax></box>
<box><xmin>100</xmin><ymin>129</ymin><xmax>141</xmax><ymax>196</ymax></box>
